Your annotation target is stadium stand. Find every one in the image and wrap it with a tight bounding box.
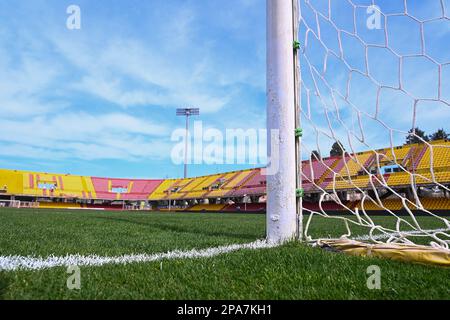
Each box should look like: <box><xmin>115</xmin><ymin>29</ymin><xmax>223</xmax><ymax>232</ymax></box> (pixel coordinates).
<box><xmin>0</xmin><ymin>140</ymin><xmax>448</xmax><ymax>213</ymax></box>
<box><xmin>91</xmin><ymin>177</ymin><xmax>163</xmax><ymax>200</ymax></box>
<box><xmin>303</xmin><ymin>201</ymin><xmax>349</xmax><ymax>212</ymax></box>
<box><xmin>206</xmin><ymin>171</ymin><xmax>251</xmax><ymax>198</ymax></box>
<box><xmin>182</xmin><ymin>174</ymin><xmax>224</xmax><ymax>199</ymax></box>
<box><xmin>223</xmin><ymin>170</ymin><xmax>255</xmax><ymax>193</ymax></box>
<box><xmin>386</xmin><ymin>173</ymin><xmax>412</xmax><ymax>186</ymax></box>
<box><xmin>0</xmin><ymin>169</ymin><xmax>23</xmax><ymax>195</ymax></box>
<box><xmin>38</xmin><ymin>202</ymin><xmax>82</xmax><ymax>209</ymax></box>
<box><xmin>148</xmin><ymin>179</ymin><xmax>179</xmax><ymax>200</ymax></box>
<box><xmin>229</xmin><ymin>168</ymin><xmax>266</xmax><ymax>197</ymax></box>
<box><xmin>357</xmin><ymin>197</ymin><xmax>450</xmax><ymax>212</ymax></box>
<box><xmin>205</xmin><ymin>172</ymin><xmax>238</xmax><ymax>196</ymax></box>
<box><xmin>223</xmin><ymin>203</ymin><xmax>266</xmax><ymax>212</ymax></box>
<box><xmin>189</xmin><ymin>204</ymin><xmax>227</xmax><ymax>211</ymax></box>
<box><xmin>416</xmin><ymin>144</ymin><xmax>450</xmax><ymax>171</ymax></box>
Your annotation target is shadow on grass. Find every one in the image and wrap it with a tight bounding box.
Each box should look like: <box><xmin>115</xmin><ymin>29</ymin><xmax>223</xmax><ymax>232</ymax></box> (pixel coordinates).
<box><xmin>93</xmin><ymin>216</ymin><xmax>261</xmax><ymax>241</ymax></box>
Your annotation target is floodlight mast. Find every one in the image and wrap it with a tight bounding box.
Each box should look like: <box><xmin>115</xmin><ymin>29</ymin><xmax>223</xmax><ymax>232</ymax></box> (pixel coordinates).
<box><xmin>266</xmin><ymin>0</ymin><xmax>298</xmax><ymax>243</ymax></box>
<box><xmin>176</xmin><ymin>108</ymin><xmax>200</xmax><ymax>178</ymax></box>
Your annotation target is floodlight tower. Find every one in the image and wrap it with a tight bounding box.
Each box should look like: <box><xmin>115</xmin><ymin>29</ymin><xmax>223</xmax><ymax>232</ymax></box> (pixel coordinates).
<box><xmin>176</xmin><ymin>108</ymin><xmax>200</xmax><ymax>178</ymax></box>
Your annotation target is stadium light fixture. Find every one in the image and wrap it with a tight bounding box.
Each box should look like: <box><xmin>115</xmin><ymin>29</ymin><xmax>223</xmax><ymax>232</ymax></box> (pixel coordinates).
<box><xmin>176</xmin><ymin>108</ymin><xmax>200</xmax><ymax>178</ymax></box>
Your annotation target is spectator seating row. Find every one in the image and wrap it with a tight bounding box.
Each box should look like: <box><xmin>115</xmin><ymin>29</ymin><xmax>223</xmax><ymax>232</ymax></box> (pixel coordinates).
<box><xmin>0</xmin><ymin>140</ymin><xmax>448</xmax><ymax>202</ymax></box>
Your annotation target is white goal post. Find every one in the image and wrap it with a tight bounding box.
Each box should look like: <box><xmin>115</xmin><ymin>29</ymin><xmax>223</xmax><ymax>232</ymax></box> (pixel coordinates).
<box><xmin>266</xmin><ymin>0</ymin><xmax>299</xmax><ymax>243</ymax></box>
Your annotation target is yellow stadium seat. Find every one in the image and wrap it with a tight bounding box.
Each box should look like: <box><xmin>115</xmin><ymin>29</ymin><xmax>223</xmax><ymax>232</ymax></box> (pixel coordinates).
<box><xmin>189</xmin><ymin>204</ymin><xmax>226</xmax><ymax>211</ymax></box>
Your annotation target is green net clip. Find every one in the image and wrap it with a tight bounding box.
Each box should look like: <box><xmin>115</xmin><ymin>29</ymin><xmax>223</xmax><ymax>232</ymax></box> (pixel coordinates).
<box><xmin>295</xmin><ymin>128</ymin><xmax>303</xmax><ymax>138</ymax></box>
<box><xmin>296</xmin><ymin>188</ymin><xmax>304</xmax><ymax>198</ymax></box>
<box><xmin>293</xmin><ymin>40</ymin><xmax>301</xmax><ymax>50</ymax></box>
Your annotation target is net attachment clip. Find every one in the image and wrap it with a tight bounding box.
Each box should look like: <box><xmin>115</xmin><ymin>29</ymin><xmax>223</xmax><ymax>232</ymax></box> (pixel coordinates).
<box><xmin>295</xmin><ymin>128</ymin><xmax>303</xmax><ymax>138</ymax></box>
<box><xmin>293</xmin><ymin>40</ymin><xmax>301</xmax><ymax>51</ymax></box>
<box><xmin>296</xmin><ymin>188</ymin><xmax>304</xmax><ymax>198</ymax></box>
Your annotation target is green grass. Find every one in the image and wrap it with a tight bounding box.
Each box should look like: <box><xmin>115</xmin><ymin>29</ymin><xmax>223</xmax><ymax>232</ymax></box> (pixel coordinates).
<box><xmin>0</xmin><ymin>209</ymin><xmax>264</xmax><ymax>256</ymax></box>
<box><xmin>0</xmin><ymin>208</ymin><xmax>449</xmax><ymax>300</ymax></box>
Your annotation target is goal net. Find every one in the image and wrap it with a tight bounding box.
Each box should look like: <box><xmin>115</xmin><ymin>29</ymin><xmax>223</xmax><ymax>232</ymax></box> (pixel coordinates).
<box><xmin>295</xmin><ymin>0</ymin><xmax>450</xmax><ymax>254</ymax></box>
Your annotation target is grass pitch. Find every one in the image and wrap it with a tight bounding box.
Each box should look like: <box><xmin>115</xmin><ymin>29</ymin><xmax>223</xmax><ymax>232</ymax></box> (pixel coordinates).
<box><xmin>0</xmin><ymin>208</ymin><xmax>449</xmax><ymax>300</ymax></box>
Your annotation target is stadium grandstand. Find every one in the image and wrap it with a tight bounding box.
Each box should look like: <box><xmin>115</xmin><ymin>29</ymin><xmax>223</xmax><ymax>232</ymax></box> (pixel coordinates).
<box><xmin>1</xmin><ymin>139</ymin><xmax>449</xmax><ymax>214</ymax></box>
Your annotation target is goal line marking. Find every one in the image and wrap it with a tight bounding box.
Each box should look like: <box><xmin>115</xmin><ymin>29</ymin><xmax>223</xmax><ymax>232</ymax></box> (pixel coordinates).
<box><xmin>0</xmin><ymin>240</ymin><xmax>275</xmax><ymax>272</ymax></box>
<box><xmin>2</xmin><ymin>228</ymin><xmax>448</xmax><ymax>272</ymax></box>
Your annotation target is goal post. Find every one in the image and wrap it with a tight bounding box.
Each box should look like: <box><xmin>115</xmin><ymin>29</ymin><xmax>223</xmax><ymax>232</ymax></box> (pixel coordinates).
<box><xmin>266</xmin><ymin>0</ymin><xmax>299</xmax><ymax>243</ymax></box>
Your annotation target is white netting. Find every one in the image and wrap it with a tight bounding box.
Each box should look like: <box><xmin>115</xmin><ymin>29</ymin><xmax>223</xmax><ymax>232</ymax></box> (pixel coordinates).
<box><xmin>296</xmin><ymin>0</ymin><xmax>450</xmax><ymax>250</ymax></box>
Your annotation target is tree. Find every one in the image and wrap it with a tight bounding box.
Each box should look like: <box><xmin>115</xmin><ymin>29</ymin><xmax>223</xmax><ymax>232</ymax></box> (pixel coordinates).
<box><xmin>406</xmin><ymin>127</ymin><xmax>429</xmax><ymax>144</ymax></box>
<box><xmin>311</xmin><ymin>150</ymin><xmax>321</xmax><ymax>160</ymax></box>
<box><xmin>429</xmin><ymin>128</ymin><xmax>448</xmax><ymax>141</ymax></box>
<box><xmin>330</xmin><ymin>141</ymin><xmax>345</xmax><ymax>157</ymax></box>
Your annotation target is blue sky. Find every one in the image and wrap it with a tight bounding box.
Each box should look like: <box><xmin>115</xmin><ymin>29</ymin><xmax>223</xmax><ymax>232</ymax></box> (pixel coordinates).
<box><xmin>0</xmin><ymin>0</ymin><xmax>448</xmax><ymax>179</ymax></box>
<box><xmin>299</xmin><ymin>0</ymin><xmax>450</xmax><ymax>159</ymax></box>
<box><xmin>0</xmin><ymin>0</ymin><xmax>266</xmax><ymax>178</ymax></box>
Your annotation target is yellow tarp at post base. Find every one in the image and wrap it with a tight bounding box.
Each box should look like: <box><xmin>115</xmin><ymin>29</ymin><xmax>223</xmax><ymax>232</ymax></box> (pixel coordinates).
<box><xmin>317</xmin><ymin>239</ymin><xmax>450</xmax><ymax>267</ymax></box>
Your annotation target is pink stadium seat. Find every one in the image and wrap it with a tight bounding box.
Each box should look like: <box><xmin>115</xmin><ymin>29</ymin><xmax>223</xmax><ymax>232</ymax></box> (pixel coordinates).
<box><xmin>91</xmin><ymin>177</ymin><xmax>163</xmax><ymax>200</ymax></box>
<box><xmin>121</xmin><ymin>180</ymin><xmax>164</xmax><ymax>200</ymax></box>
<box><xmin>223</xmin><ymin>203</ymin><xmax>266</xmax><ymax>212</ymax></box>
<box><xmin>228</xmin><ymin>169</ymin><xmax>267</xmax><ymax>197</ymax></box>
<box><xmin>302</xmin><ymin>201</ymin><xmax>347</xmax><ymax>212</ymax></box>
<box><xmin>301</xmin><ymin>157</ymin><xmax>338</xmax><ymax>183</ymax></box>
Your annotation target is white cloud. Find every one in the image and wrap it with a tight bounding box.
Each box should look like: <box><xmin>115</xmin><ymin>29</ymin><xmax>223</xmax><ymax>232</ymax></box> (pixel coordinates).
<box><xmin>0</xmin><ymin>1</ymin><xmax>267</xmax><ymax>172</ymax></box>
<box><xmin>0</xmin><ymin>50</ymin><xmax>65</xmax><ymax>117</ymax></box>
<box><xmin>47</xmin><ymin>31</ymin><xmax>234</xmax><ymax>113</ymax></box>
<box><xmin>0</xmin><ymin>112</ymin><xmax>172</xmax><ymax>161</ymax></box>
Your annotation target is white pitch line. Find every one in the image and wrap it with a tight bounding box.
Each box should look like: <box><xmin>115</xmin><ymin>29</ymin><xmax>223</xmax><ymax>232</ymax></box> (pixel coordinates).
<box><xmin>3</xmin><ymin>229</ymin><xmax>449</xmax><ymax>272</ymax></box>
<box><xmin>0</xmin><ymin>240</ymin><xmax>276</xmax><ymax>272</ymax></box>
